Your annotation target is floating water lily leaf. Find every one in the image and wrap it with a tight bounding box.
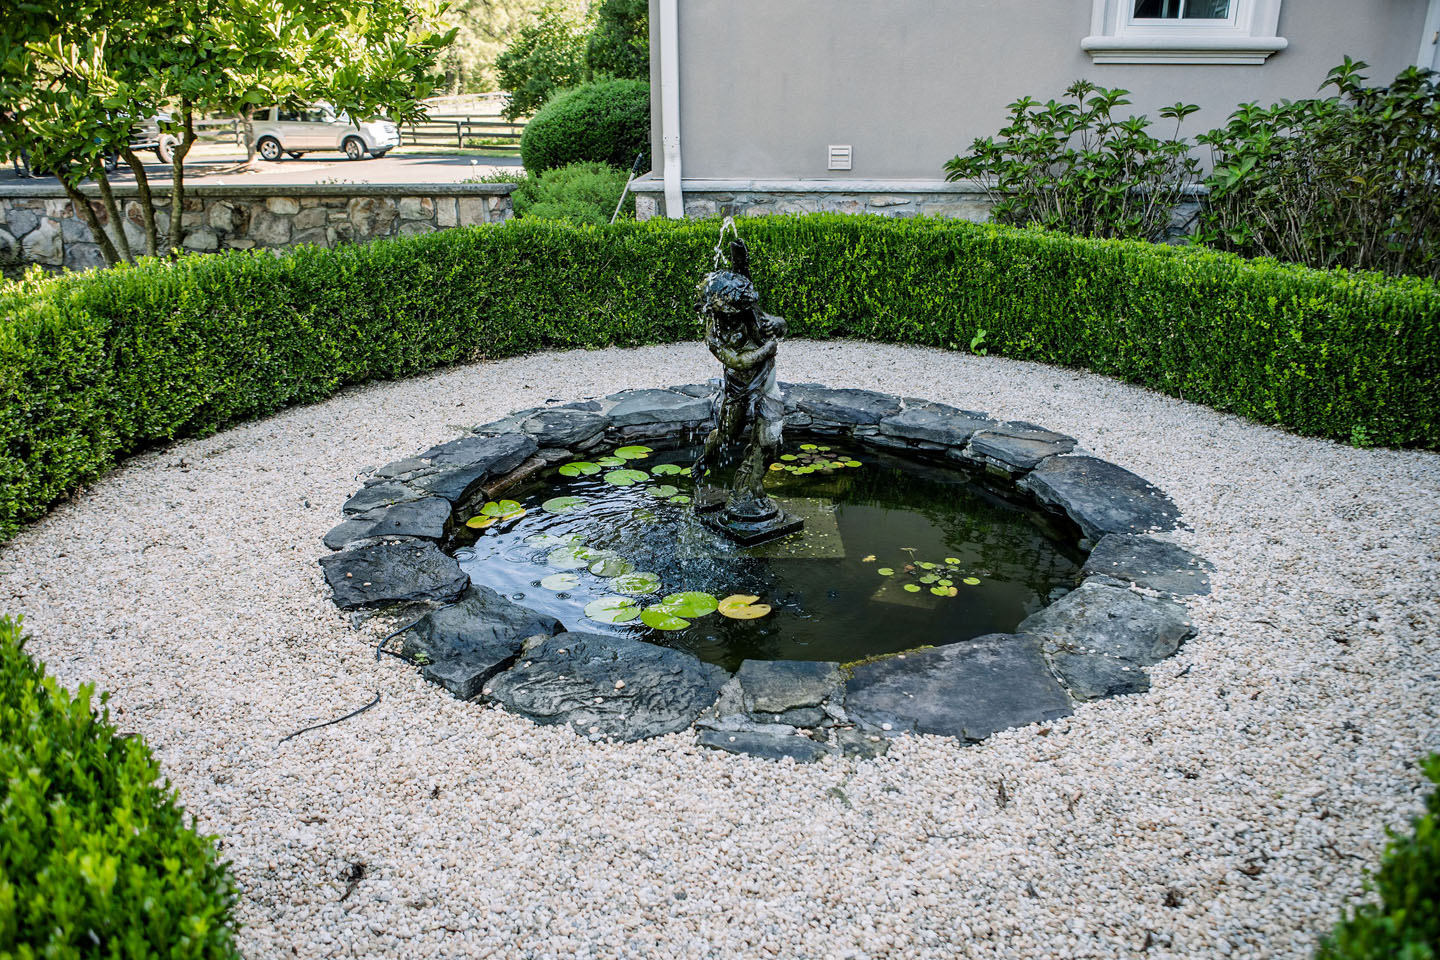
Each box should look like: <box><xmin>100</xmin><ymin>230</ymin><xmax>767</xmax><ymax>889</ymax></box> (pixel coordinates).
<box><xmin>919</xmin><ymin>574</ymin><xmax>940</xmax><ymax>584</ymax></box>
<box><xmin>548</xmin><ymin>545</ymin><xmax>601</xmax><ymax>569</ymax></box>
<box><xmin>589</xmin><ymin>556</ymin><xmax>636</xmax><ymax>578</ymax></box>
<box><xmin>585</xmin><ymin>595</ymin><xmax>641</xmax><ymax>624</ymax></box>
<box><xmin>651</xmin><ymin>463</ymin><xmax>684</xmax><ymax>476</ymax></box>
<box><xmin>475</xmin><ymin>500</ymin><xmax>525</xmax><ymax>524</ymax></box>
<box><xmin>541</xmin><ymin>495</ymin><xmax>586</xmax><ymax>514</ymax></box>
<box><xmin>631</xmin><ymin>507</ymin><xmax>658</xmax><ymax>523</ymax></box>
<box><xmin>639</xmin><ymin>606</ymin><xmax>690</xmax><ymax>631</ymax></box>
<box><xmin>654</xmin><ymin>591</ymin><xmax>718</xmax><ymax>618</ymax></box>
<box><xmin>963</xmin><ymin>577</ymin><xmax>981</xmax><ymax>586</ymax></box>
<box><xmin>465</xmin><ymin>515</ymin><xmax>497</xmax><ymax>529</ymax></box>
<box><xmin>558</xmin><ymin>461</ymin><xmax>601</xmax><ymax>477</ymax></box>
<box><xmin>668</xmin><ymin>494</ymin><xmax>691</xmax><ymax>505</ymax></box>
<box><xmin>611</xmin><ymin>571</ymin><xmax>661</xmax><ymax>595</ymax></box>
<box><xmin>540</xmin><ymin>573</ymin><xmax>581</xmax><ymax>591</ymax></box>
<box><xmin>525</xmin><ymin>532</ymin><xmax>583</xmax><ymax>548</ymax></box>
<box><xmin>768</xmin><ymin>463</ymin><xmax>784</xmax><ymax>471</ymax></box>
<box><xmin>876</xmin><ymin>567</ymin><xmax>894</xmax><ymax>576</ymax></box>
<box><xmin>780</xmin><ymin>454</ymin><xmax>798</xmax><ymax>461</ymax></box>
<box><xmin>679</xmin><ymin>467</ymin><xmax>693</xmax><ymax>476</ymax></box>
<box><xmin>947</xmin><ymin>586</ymin><xmax>959</xmax><ymax>597</ymax></box>
<box><xmin>614</xmin><ymin>445</ymin><xmax>653</xmax><ymax>460</ymax></box>
<box><xmin>830</xmin><ymin>461</ymin><xmax>847</xmax><ymax>469</ymax></box>
<box><xmin>818</xmin><ymin>446</ymin><xmax>832</xmax><ymax>452</ymax></box>
<box><xmin>930</xmin><ymin>586</ymin><xmax>949</xmax><ymax>596</ymax></box>
<box><xmin>917</xmin><ymin>561</ymin><xmax>938</xmax><ymax>570</ymax></box>
<box><xmin>718</xmin><ymin>594</ymin><xmax>771</xmax><ymax>620</ymax></box>
<box><xmin>604</xmin><ymin>469</ymin><xmax>649</xmax><ymax>486</ymax></box>
<box><xmin>945</xmin><ymin>557</ymin><xmax>961</xmax><ymax>565</ymax></box>
<box><xmin>844</xmin><ymin>460</ymin><xmax>862</xmax><ymax>468</ymax></box>
<box><xmin>800</xmin><ymin>443</ymin><xmax>818</xmax><ymax>451</ymax></box>
<box><xmin>938</xmin><ymin>579</ymin><xmax>953</xmax><ymax>587</ymax></box>
<box><xmin>597</xmin><ymin>456</ymin><xmax>625</xmax><ymax>467</ymax></box>
<box><xmin>902</xmin><ymin>584</ymin><xmax>922</xmax><ymax>593</ymax></box>
<box><xmin>646</xmin><ymin>484</ymin><xmax>680</xmax><ymax>499</ymax></box>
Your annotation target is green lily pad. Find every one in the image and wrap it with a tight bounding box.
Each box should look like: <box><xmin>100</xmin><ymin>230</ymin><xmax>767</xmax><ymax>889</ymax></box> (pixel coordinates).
<box><xmin>614</xmin><ymin>445</ymin><xmax>653</xmax><ymax>460</ymax></box>
<box><xmin>817</xmin><ymin>446</ymin><xmax>832</xmax><ymax>452</ymax></box>
<box><xmin>650</xmin><ymin>463</ymin><xmax>684</xmax><ymax>476</ymax></box>
<box><xmin>653</xmin><ymin>591</ymin><xmax>718</xmax><ymax>618</ymax></box>
<box><xmin>800</xmin><ymin>443</ymin><xmax>818</xmax><ymax>451</ymax></box>
<box><xmin>597</xmin><ymin>456</ymin><xmax>626</xmax><ymax>467</ymax></box>
<box><xmin>668</xmin><ymin>495</ymin><xmax>691</xmax><ymax>505</ymax></box>
<box><xmin>938</xmin><ymin>579</ymin><xmax>953</xmax><ymax>587</ymax></box>
<box><xmin>611</xmin><ymin>571</ymin><xmax>662</xmax><ymax>595</ymax></box>
<box><xmin>639</xmin><ymin>607</ymin><xmax>690</xmax><ymax>631</ymax></box>
<box><xmin>646</xmin><ymin>484</ymin><xmax>680</xmax><ymax>498</ymax></box>
<box><xmin>679</xmin><ymin>467</ymin><xmax>693</xmax><ymax>476</ymax></box>
<box><xmin>844</xmin><ymin>460</ymin><xmax>862</xmax><ymax>468</ymax></box>
<box><xmin>585</xmin><ymin>595</ymin><xmax>641</xmax><ymax>624</ymax></box>
<box><xmin>558</xmin><ymin>461</ymin><xmax>601</xmax><ymax>477</ymax></box>
<box><xmin>604</xmin><ymin>469</ymin><xmax>649</xmax><ymax>486</ymax></box>
<box><xmin>631</xmin><ymin>507</ymin><xmax>658</xmax><ymax>523</ymax></box>
<box><xmin>876</xmin><ymin>567</ymin><xmax>894</xmax><ymax>576</ymax></box>
<box><xmin>780</xmin><ymin>454</ymin><xmax>798</xmax><ymax>461</ymax></box>
<box><xmin>903</xmin><ymin>584</ymin><xmax>922</xmax><ymax>593</ymax></box>
<box><xmin>540</xmin><ymin>573</ymin><xmax>581</xmax><ymax>591</ymax></box>
<box><xmin>930</xmin><ymin>586</ymin><xmax>950</xmax><ymax>596</ymax></box>
<box><xmin>917</xmin><ymin>561</ymin><xmax>938</xmax><ymax>570</ymax></box>
<box><xmin>919</xmin><ymin>574</ymin><xmax>940</xmax><ymax>584</ymax></box>
<box><xmin>465</xmin><ymin>515</ymin><xmax>496</xmax><ymax>529</ymax></box>
<box><xmin>945</xmin><ymin>557</ymin><xmax>961</xmax><ymax>565</ymax></box>
<box><xmin>547</xmin><ymin>545</ymin><xmax>601</xmax><ymax>569</ymax></box>
<box><xmin>963</xmin><ymin>577</ymin><xmax>981</xmax><ymax>586</ymax></box>
<box><xmin>541</xmin><ymin>495</ymin><xmax>586</xmax><ymax>514</ymax></box>
<box><xmin>589</xmin><ymin>556</ymin><xmax>636</xmax><ymax>578</ymax></box>
<box><xmin>525</xmin><ymin>532</ymin><xmax>583</xmax><ymax>548</ymax></box>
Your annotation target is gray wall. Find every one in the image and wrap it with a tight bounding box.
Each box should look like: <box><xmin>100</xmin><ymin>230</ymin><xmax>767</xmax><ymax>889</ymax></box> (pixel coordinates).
<box><xmin>653</xmin><ymin>0</ymin><xmax>1428</xmax><ymax>181</ymax></box>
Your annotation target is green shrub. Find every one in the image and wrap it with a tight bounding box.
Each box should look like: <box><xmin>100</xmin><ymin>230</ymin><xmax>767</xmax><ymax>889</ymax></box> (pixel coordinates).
<box><xmin>0</xmin><ymin>615</ymin><xmax>239</xmax><ymax>957</ymax></box>
<box><xmin>513</xmin><ymin>160</ymin><xmax>631</xmax><ymax>224</ymax></box>
<box><xmin>944</xmin><ymin>80</ymin><xmax>1202</xmax><ymax>242</ymax></box>
<box><xmin>494</xmin><ymin>3</ymin><xmax>589</xmax><ymax>122</ymax></box>
<box><xmin>1</xmin><ymin>214</ymin><xmax>1437</xmax><ymax>540</ymax></box>
<box><xmin>519</xmin><ymin>78</ymin><xmax>649</xmax><ymax>173</ymax></box>
<box><xmin>1318</xmin><ymin>755</ymin><xmax>1440</xmax><ymax>960</ymax></box>
<box><xmin>1198</xmin><ymin>59</ymin><xmax>1440</xmax><ymax>280</ymax></box>
<box><xmin>584</xmin><ymin>0</ymin><xmax>648</xmax><ymax>81</ymax></box>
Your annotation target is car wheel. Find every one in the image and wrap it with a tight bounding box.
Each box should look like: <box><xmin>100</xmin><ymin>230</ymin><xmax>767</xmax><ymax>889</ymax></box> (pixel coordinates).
<box><xmin>257</xmin><ymin>136</ymin><xmax>282</xmax><ymax>161</ymax></box>
<box><xmin>343</xmin><ymin>137</ymin><xmax>366</xmax><ymax>160</ymax></box>
<box><xmin>287</xmin><ymin>152</ymin><xmax>305</xmax><ymax>159</ymax></box>
<box><xmin>155</xmin><ymin>135</ymin><xmax>176</xmax><ymax>165</ymax></box>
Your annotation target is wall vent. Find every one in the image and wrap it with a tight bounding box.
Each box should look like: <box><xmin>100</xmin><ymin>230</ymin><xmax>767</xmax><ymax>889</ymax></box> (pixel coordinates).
<box><xmin>827</xmin><ymin>145</ymin><xmax>852</xmax><ymax>171</ymax></box>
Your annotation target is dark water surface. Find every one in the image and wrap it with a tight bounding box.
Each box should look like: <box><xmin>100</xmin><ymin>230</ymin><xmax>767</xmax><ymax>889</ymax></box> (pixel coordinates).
<box><xmin>452</xmin><ymin>441</ymin><xmax>1082</xmax><ymax>672</ymax></box>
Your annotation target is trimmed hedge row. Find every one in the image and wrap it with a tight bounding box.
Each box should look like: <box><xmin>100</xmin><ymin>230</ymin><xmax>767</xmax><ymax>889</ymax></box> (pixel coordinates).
<box><xmin>2</xmin><ymin>214</ymin><xmax>1437</xmax><ymax>539</ymax></box>
<box><xmin>0</xmin><ymin>616</ymin><xmax>239</xmax><ymax>957</ymax></box>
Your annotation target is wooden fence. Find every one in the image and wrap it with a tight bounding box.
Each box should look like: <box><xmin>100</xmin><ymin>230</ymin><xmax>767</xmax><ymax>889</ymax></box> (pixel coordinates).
<box><xmin>400</xmin><ymin>116</ymin><xmax>525</xmax><ymax>152</ymax></box>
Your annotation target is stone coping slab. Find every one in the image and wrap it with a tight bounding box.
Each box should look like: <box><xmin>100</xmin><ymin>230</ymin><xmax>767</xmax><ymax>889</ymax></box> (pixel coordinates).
<box><xmin>320</xmin><ymin>383</ymin><xmax>1209</xmax><ymax>760</ymax></box>
<box><xmin>0</xmin><ymin>181</ymin><xmax>518</xmax><ymax>199</ymax></box>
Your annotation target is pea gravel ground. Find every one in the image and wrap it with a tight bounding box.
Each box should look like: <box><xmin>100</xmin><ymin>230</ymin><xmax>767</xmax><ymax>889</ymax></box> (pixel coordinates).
<box><xmin>2</xmin><ymin>341</ymin><xmax>1437</xmax><ymax>960</ymax></box>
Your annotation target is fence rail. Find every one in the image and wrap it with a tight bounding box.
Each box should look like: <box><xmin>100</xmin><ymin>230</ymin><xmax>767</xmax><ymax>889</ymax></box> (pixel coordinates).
<box><xmin>401</xmin><ymin>116</ymin><xmax>525</xmax><ymax>151</ymax></box>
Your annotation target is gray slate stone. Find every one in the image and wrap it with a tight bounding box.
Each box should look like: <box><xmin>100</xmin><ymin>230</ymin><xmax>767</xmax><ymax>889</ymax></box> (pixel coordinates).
<box><xmin>413</xmin><ymin>434</ymin><xmax>537</xmax><ymax>503</ymax></box>
<box><xmin>375</xmin><ymin>458</ymin><xmax>427</xmax><ymax>478</ymax></box>
<box><xmin>484</xmin><ymin>632</ymin><xmax>729</xmax><ymax>742</ymax></box>
<box><xmin>733</xmin><ymin>659</ymin><xmax>844</xmax><ymax>713</ymax></box>
<box><xmin>963</xmin><ymin>422</ymin><xmax>1076</xmax><ymax>473</ymax></box>
<box><xmin>845</xmin><ymin>636</ymin><xmax>1073</xmax><ymax>742</ymax></box>
<box><xmin>318</xmin><ymin>540</ymin><xmax>469</xmax><ymax>609</ymax></box>
<box><xmin>342</xmin><ymin>482</ymin><xmax>428</xmax><ymax>515</ymax></box>
<box><xmin>696</xmin><ymin>728</ymin><xmax>833</xmax><ymax>763</ymax></box>
<box><xmin>1082</xmin><ymin>534</ymin><xmax>1213</xmax><ymax>596</ymax></box>
<box><xmin>1018</xmin><ymin>581</ymin><xmax>1196</xmax><ymax>700</ymax></box>
<box><xmin>1020</xmin><ymin>455</ymin><xmax>1182</xmax><ymax>541</ymax></box>
<box><xmin>603</xmin><ymin>389</ymin><xmax>712</xmax><ymax>427</ymax></box>
<box><xmin>323</xmin><ymin>497</ymin><xmax>451</xmax><ymax>549</ymax></box>
<box><xmin>879</xmin><ymin>404</ymin><xmax>995</xmax><ymax>446</ymax></box>
<box><xmin>403</xmin><ymin>586</ymin><xmax>564</xmax><ymax>699</ymax></box>
<box><xmin>668</xmin><ymin>382</ymin><xmax>718</xmax><ymax>398</ymax></box>
<box><xmin>517</xmin><ymin>408</ymin><xmax>608</xmax><ymax>447</ymax></box>
<box><xmin>784</xmin><ymin>385</ymin><xmax>903</xmax><ymax>425</ymax></box>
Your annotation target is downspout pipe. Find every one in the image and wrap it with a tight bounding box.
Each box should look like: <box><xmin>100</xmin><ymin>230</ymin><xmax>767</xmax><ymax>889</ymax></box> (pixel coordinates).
<box><xmin>659</xmin><ymin>0</ymin><xmax>683</xmax><ymax>218</ymax></box>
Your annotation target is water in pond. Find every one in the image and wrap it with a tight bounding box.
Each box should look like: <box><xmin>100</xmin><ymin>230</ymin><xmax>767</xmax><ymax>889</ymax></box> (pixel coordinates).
<box><xmin>451</xmin><ymin>441</ymin><xmax>1083</xmax><ymax>672</ymax></box>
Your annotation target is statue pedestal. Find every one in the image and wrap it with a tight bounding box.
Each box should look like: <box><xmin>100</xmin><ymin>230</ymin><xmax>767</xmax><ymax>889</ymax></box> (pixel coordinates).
<box><xmin>696</xmin><ymin>497</ymin><xmax>805</xmax><ymax>547</ymax></box>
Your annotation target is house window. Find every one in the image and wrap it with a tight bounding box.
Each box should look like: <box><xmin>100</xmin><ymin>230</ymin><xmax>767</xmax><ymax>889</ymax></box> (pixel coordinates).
<box><xmin>1083</xmin><ymin>0</ymin><xmax>1286</xmax><ymax>64</ymax></box>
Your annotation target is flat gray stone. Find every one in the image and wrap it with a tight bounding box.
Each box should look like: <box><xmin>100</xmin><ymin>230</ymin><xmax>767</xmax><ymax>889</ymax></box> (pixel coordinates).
<box><xmin>318</xmin><ymin>540</ymin><xmax>469</xmax><ymax>610</ymax></box>
<box><xmin>880</xmin><ymin>404</ymin><xmax>995</xmax><ymax>446</ymax></box>
<box><xmin>733</xmin><ymin>659</ymin><xmax>845</xmax><ymax>713</ymax></box>
<box><xmin>323</xmin><ymin>497</ymin><xmax>451</xmax><ymax>550</ymax></box>
<box><xmin>784</xmin><ymin>385</ymin><xmax>902</xmax><ymax>425</ymax></box>
<box><xmin>963</xmin><ymin>421</ymin><xmax>1076</xmax><ymax>472</ymax></box>
<box><xmin>412</xmin><ymin>434</ymin><xmax>537</xmax><ymax>503</ymax></box>
<box><xmin>668</xmin><ymin>382</ymin><xmax>718</xmax><ymax>398</ymax></box>
<box><xmin>484</xmin><ymin>633</ymin><xmax>729</xmax><ymax>742</ymax></box>
<box><xmin>844</xmin><ymin>636</ymin><xmax>1073</xmax><ymax>742</ymax></box>
<box><xmin>403</xmin><ymin>586</ymin><xmax>563</xmax><ymax>699</ymax></box>
<box><xmin>516</xmin><ymin>408</ymin><xmax>607</xmax><ymax>447</ymax></box>
<box><xmin>342</xmin><ymin>481</ymin><xmax>428</xmax><ymax>515</ymax></box>
<box><xmin>832</xmin><ymin>727</ymin><xmax>891</xmax><ymax>758</ymax></box>
<box><xmin>1018</xmin><ymin>581</ymin><xmax>1196</xmax><ymax>701</ymax></box>
<box><xmin>696</xmin><ymin>728</ymin><xmax>833</xmax><ymax>762</ymax></box>
<box><xmin>1082</xmin><ymin>534</ymin><xmax>1213</xmax><ymax>596</ymax></box>
<box><xmin>375</xmin><ymin>458</ymin><xmax>427</xmax><ymax>479</ymax></box>
<box><xmin>1020</xmin><ymin>456</ymin><xmax>1182</xmax><ymax>541</ymax></box>
<box><xmin>602</xmin><ymin>389</ymin><xmax>712</xmax><ymax>427</ymax></box>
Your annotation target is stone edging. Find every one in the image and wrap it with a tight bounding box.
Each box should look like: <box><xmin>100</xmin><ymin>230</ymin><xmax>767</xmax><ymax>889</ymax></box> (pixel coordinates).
<box><xmin>319</xmin><ymin>383</ymin><xmax>1213</xmax><ymax>761</ymax></box>
<box><xmin>0</xmin><ymin>181</ymin><xmax>518</xmax><ymax>199</ymax></box>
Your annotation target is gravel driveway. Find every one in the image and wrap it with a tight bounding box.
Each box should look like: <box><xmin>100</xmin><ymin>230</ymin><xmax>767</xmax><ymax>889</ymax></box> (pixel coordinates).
<box><xmin>1</xmin><ymin>341</ymin><xmax>1435</xmax><ymax>959</ymax></box>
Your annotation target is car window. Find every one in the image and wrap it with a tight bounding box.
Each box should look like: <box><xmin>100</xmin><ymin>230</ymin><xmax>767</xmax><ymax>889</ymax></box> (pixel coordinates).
<box><xmin>277</xmin><ymin>108</ymin><xmax>302</xmax><ymax>122</ymax></box>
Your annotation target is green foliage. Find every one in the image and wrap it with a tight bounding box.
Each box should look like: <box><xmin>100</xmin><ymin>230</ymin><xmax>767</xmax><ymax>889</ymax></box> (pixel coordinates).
<box><xmin>944</xmin><ymin>80</ymin><xmax>1201</xmax><ymax>242</ymax></box>
<box><xmin>493</xmin><ymin>3</ymin><xmax>588</xmax><ymax>122</ymax></box>
<box><xmin>584</xmin><ymin>0</ymin><xmax>648</xmax><ymax>81</ymax></box>
<box><xmin>1</xmin><ymin>214</ymin><xmax>1438</xmax><ymax>539</ymax></box>
<box><xmin>434</xmin><ymin>0</ymin><xmax>586</xmax><ymax>94</ymax></box>
<box><xmin>519</xmin><ymin>78</ymin><xmax>648</xmax><ymax>173</ymax></box>
<box><xmin>513</xmin><ymin>160</ymin><xmax>631</xmax><ymax>224</ymax></box>
<box><xmin>1318</xmin><ymin>755</ymin><xmax>1440</xmax><ymax>960</ymax></box>
<box><xmin>1197</xmin><ymin>59</ymin><xmax>1440</xmax><ymax>280</ymax></box>
<box><xmin>0</xmin><ymin>615</ymin><xmax>239</xmax><ymax>957</ymax></box>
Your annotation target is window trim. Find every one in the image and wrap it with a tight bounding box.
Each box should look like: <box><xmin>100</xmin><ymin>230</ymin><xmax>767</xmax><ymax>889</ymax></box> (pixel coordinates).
<box><xmin>1083</xmin><ymin>0</ymin><xmax>1286</xmax><ymax>64</ymax></box>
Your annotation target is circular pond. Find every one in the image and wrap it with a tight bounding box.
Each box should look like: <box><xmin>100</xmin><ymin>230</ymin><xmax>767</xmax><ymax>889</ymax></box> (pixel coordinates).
<box><xmin>448</xmin><ymin>439</ymin><xmax>1083</xmax><ymax>672</ymax></box>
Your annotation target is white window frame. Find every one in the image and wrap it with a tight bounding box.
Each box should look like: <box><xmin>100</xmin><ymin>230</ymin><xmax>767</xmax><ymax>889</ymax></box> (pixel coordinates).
<box><xmin>1083</xmin><ymin>0</ymin><xmax>1287</xmax><ymax>64</ymax></box>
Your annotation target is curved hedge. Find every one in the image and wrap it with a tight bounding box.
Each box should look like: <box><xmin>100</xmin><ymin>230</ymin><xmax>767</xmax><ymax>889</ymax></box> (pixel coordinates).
<box><xmin>519</xmin><ymin>79</ymin><xmax>650</xmax><ymax>172</ymax></box>
<box><xmin>0</xmin><ymin>616</ymin><xmax>239</xmax><ymax>957</ymax></box>
<box><xmin>1</xmin><ymin>214</ymin><xmax>1437</xmax><ymax>540</ymax></box>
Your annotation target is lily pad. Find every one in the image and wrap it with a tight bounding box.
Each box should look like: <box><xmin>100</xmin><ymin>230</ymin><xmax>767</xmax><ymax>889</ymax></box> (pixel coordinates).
<box><xmin>614</xmin><ymin>445</ymin><xmax>653</xmax><ymax>460</ymax></box>
<box><xmin>558</xmin><ymin>461</ymin><xmax>602</xmax><ymax>477</ymax></box>
<box><xmin>844</xmin><ymin>460</ymin><xmax>862</xmax><ymax>468</ymax></box>
<box><xmin>645</xmin><ymin>484</ymin><xmax>680</xmax><ymax>499</ymax></box>
<box><xmin>584</xmin><ymin>595</ymin><xmax>641</xmax><ymax>624</ymax></box>
<box><xmin>541</xmin><ymin>495</ymin><xmax>586</xmax><ymax>514</ymax></box>
<box><xmin>548</xmin><ymin>545</ymin><xmax>602</xmax><ymax>569</ymax></box>
<box><xmin>780</xmin><ymin>454</ymin><xmax>798</xmax><ymax>462</ymax></box>
<box><xmin>639</xmin><ymin>607</ymin><xmax>690</xmax><ymax>631</ymax></box>
<box><xmin>597</xmin><ymin>456</ymin><xmax>626</xmax><ymax>467</ymax></box>
<box><xmin>876</xmin><ymin>567</ymin><xmax>894</xmax><ymax>576</ymax></box>
<box><xmin>540</xmin><ymin>573</ymin><xmax>581</xmax><ymax>591</ymax></box>
<box><xmin>963</xmin><ymin>577</ymin><xmax>981</xmax><ymax>586</ymax></box>
<box><xmin>589</xmin><ymin>556</ymin><xmax>636</xmax><ymax>578</ymax></box>
<box><xmin>651</xmin><ymin>463</ymin><xmax>684</xmax><ymax>476</ymax></box>
<box><xmin>631</xmin><ymin>507</ymin><xmax>658</xmax><ymax>523</ymax></box>
<box><xmin>611</xmin><ymin>571</ymin><xmax>662</xmax><ymax>595</ymax></box>
<box><xmin>919</xmin><ymin>574</ymin><xmax>940</xmax><ymax>584</ymax></box>
<box><xmin>917</xmin><ymin>561</ymin><xmax>938</xmax><ymax>570</ymax></box>
<box><xmin>668</xmin><ymin>495</ymin><xmax>691</xmax><ymax>505</ymax></box>
<box><xmin>902</xmin><ymin>584</ymin><xmax>922</xmax><ymax>593</ymax></box>
<box><xmin>604</xmin><ymin>469</ymin><xmax>649</xmax><ymax>487</ymax></box>
<box><xmin>718</xmin><ymin>594</ymin><xmax>771</xmax><ymax>620</ymax></box>
<box><xmin>653</xmin><ymin>591</ymin><xmax>718</xmax><ymax>618</ymax></box>
<box><xmin>945</xmin><ymin>557</ymin><xmax>961</xmax><ymax>565</ymax></box>
<box><xmin>465</xmin><ymin>515</ymin><xmax>496</xmax><ymax>530</ymax></box>
<box><xmin>525</xmin><ymin>532</ymin><xmax>583</xmax><ymax>548</ymax></box>
<box><xmin>768</xmin><ymin>463</ymin><xmax>785</xmax><ymax>471</ymax></box>
<box><xmin>930</xmin><ymin>586</ymin><xmax>949</xmax><ymax>596</ymax></box>
<box><xmin>800</xmin><ymin>443</ymin><xmax>818</xmax><ymax>451</ymax></box>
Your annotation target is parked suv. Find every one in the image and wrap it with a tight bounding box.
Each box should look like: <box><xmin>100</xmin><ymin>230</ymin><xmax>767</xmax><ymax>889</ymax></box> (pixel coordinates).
<box><xmin>251</xmin><ymin>104</ymin><xmax>400</xmax><ymax>161</ymax></box>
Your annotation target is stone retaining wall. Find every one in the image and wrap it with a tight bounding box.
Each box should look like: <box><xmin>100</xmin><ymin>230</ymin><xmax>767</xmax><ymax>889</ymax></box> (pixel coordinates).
<box><xmin>0</xmin><ymin>182</ymin><xmax>516</xmax><ymax>276</ymax></box>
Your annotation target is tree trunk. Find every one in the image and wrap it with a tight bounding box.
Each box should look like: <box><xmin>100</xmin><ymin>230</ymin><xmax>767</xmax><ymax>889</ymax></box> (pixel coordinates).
<box><xmin>59</xmin><ymin>181</ymin><xmax>122</xmax><ymax>267</ymax></box>
<box><xmin>92</xmin><ymin>168</ymin><xmax>133</xmax><ymax>263</ymax></box>
<box><xmin>167</xmin><ymin>104</ymin><xmax>197</xmax><ymax>255</ymax></box>
<box><xmin>120</xmin><ymin>147</ymin><xmax>160</xmax><ymax>257</ymax></box>
<box><xmin>240</xmin><ymin>107</ymin><xmax>258</xmax><ymax>166</ymax></box>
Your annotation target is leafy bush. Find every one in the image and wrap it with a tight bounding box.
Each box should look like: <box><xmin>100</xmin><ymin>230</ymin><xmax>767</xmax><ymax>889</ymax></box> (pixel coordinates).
<box><xmin>1</xmin><ymin>214</ymin><xmax>1437</xmax><ymax>539</ymax></box>
<box><xmin>1318</xmin><ymin>755</ymin><xmax>1440</xmax><ymax>960</ymax></box>
<box><xmin>944</xmin><ymin>81</ymin><xmax>1201</xmax><ymax>242</ymax></box>
<box><xmin>519</xmin><ymin>78</ymin><xmax>649</xmax><ymax>173</ymax></box>
<box><xmin>1198</xmin><ymin>59</ymin><xmax>1440</xmax><ymax>280</ymax></box>
<box><xmin>0</xmin><ymin>615</ymin><xmax>239</xmax><ymax>956</ymax></box>
<box><xmin>513</xmin><ymin>161</ymin><xmax>632</xmax><ymax>224</ymax></box>
<box><xmin>585</xmin><ymin>0</ymin><xmax>648</xmax><ymax>81</ymax></box>
<box><xmin>494</xmin><ymin>3</ymin><xmax>589</xmax><ymax>122</ymax></box>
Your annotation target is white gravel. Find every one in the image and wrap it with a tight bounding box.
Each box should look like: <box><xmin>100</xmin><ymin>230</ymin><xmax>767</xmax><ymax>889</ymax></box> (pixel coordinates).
<box><xmin>2</xmin><ymin>340</ymin><xmax>1437</xmax><ymax>960</ymax></box>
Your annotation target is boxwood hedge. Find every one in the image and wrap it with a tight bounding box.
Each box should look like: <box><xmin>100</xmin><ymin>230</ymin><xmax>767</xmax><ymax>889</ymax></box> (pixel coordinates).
<box><xmin>1</xmin><ymin>214</ymin><xmax>1436</xmax><ymax>540</ymax></box>
<box><xmin>0</xmin><ymin>616</ymin><xmax>239</xmax><ymax>957</ymax></box>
